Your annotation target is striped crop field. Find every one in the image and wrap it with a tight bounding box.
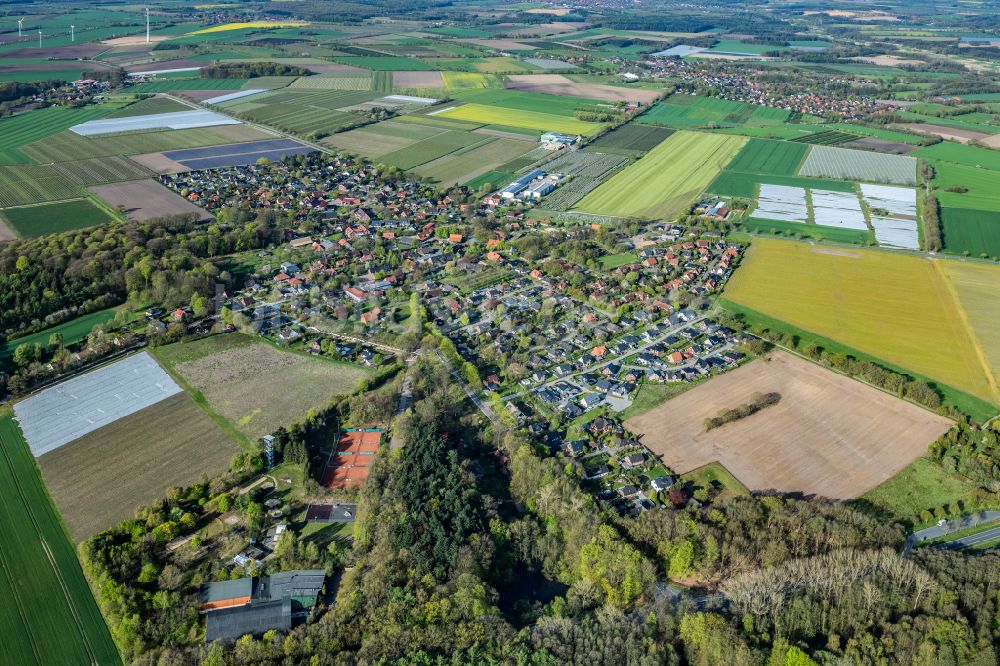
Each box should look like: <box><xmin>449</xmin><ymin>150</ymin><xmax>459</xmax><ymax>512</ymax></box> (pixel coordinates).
<box><xmin>0</xmin><ymin>412</ymin><xmax>120</xmax><ymax>665</ymax></box>
<box><xmin>574</xmin><ymin>131</ymin><xmax>747</xmax><ymax>218</ymax></box>
<box><xmin>798</xmin><ymin>145</ymin><xmax>917</xmax><ymax>185</ymax></box>
<box><xmin>0</xmin><ymin>106</ymin><xmax>115</xmax><ymax>165</ymax></box>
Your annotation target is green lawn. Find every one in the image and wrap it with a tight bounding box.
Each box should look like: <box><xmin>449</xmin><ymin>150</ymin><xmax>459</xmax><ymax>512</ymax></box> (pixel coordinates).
<box><xmin>0</xmin><ymin>412</ymin><xmax>120</xmax><ymax>665</ymax></box>
<box><xmin>743</xmin><ymin>217</ymin><xmax>874</xmax><ymax>245</ymax></box>
<box><xmin>680</xmin><ymin>461</ymin><xmax>751</xmax><ymax>502</ymax></box>
<box><xmin>598</xmin><ymin>252</ymin><xmax>639</xmax><ymax>269</ymax></box>
<box><xmin>857</xmin><ymin>457</ymin><xmax>990</xmax><ymax>528</ymax></box>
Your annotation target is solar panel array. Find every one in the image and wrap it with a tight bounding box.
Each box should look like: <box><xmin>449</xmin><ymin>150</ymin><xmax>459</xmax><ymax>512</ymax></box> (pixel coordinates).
<box><xmin>14</xmin><ymin>352</ymin><xmax>183</xmax><ymax>457</ymax></box>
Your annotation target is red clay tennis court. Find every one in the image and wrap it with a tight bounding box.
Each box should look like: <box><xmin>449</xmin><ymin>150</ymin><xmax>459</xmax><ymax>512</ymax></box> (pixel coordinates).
<box><xmin>321</xmin><ymin>429</ymin><xmax>381</xmax><ymax>489</ymax></box>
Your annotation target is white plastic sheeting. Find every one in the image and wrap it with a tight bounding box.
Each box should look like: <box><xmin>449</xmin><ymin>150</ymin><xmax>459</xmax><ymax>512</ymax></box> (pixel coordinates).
<box><xmin>872</xmin><ymin>216</ymin><xmax>920</xmax><ymax>249</ymax></box>
<box><xmin>811</xmin><ymin>189</ymin><xmax>869</xmax><ymax>230</ymax></box>
<box><xmin>751</xmin><ymin>184</ymin><xmax>808</xmax><ymax>223</ymax></box>
<box><xmin>860</xmin><ymin>183</ymin><xmax>917</xmax><ymax>218</ymax></box>
<box><xmin>14</xmin><ymin>352</ymin><xmax>183</xmax><ymax>457</ymax></box>
<box><xmin>70</xmin><ymin>109</ymin><xmax>241</xmax><ymax>136</ymax></box>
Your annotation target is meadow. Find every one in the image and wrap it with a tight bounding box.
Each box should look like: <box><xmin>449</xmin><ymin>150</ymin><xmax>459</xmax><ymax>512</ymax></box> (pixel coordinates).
<box><xmin>914</xmin><ymin>142</ymin><xmax>1000</xmax><ymax>170</ymax></box>
<box><xmin>1</xmin><ymin>199</ymin><xmax>115</xmax><ymax>237</ymax></box>
<box><xmin>723</xmin><ymin>238</ymin><xmax>999</xmax><ymax>405</ymax></box>
<box><xmin>411</xmin><ymin>138</ymin><xmax>535</xmax><ymax>186</ymax></box>
<box><xmin>0</xmin><ymin>412</ymin><xmax>120</xmax><ymax>665</ymax></box>
<box><xmin>932</xmin><ymin>162</ymin><xmax>1000</xmax><ymax>212</ymax></box>
<box><xmin>574</xmin><ymin>131</ymin><xmax>747</xmax><ymax>218</ymax></box>
<box><xmin>379</xmin><ymin>130</ymin><xmax>487</xmax><ymax>170</ymax></box>
<box><xmin>450</xmin><ymin>87</ymin><xmax>607</xmax><ymax>115</ymax></box>
<box><xmin>155</xmin><ymin>334</ymin><xmax>369</xmax><ymax>440</ymax></box>
<box><xmin>637</xmin><ymin>96</ymin><xmax>748</xmax><ymax>128</ymax></box>
<box><xmin>38</xmin><ymin>393</ymin><xmax>237</xmax><ymax>542</ymax></box>
<box><xmin>742</xmin><ymin>217</ymin><xmax>873</xmax><ymax>245</ymax></box>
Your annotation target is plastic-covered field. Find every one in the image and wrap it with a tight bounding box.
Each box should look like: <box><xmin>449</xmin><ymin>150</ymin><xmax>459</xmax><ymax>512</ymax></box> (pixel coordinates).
<box><xmin>798</xmin><ymin>145</ymin><xmax>916</xmax><ymax>186</ymax></box>
<box><xmin>14</xmin><ymin>352</ymin><xmax>182</xmax><ymax>456</ymax></box>
<box><xmin>202</xmin><ymin>89</ymin><xmax>267</xmax><ymax>105</ymax></box>
<box><xmin>163</xmin><ymin>138</ymin><xmax>315</xmax><ymax>169</ymax></box>
<box><xmin>811</xmin><ymin>189</ymin><xmax>868</xmax><ymax>230</ymax></box>
<box><xmin>751</xmin><ymin>184</ymin><xmax>808</xmax><ymax>223</ymax></box>
<box><xmin>872</xmin><ymin>216</ymin><xmax>920</xmax><ymax>249</ymax></box>
<box><xmin>70</xmin><ymin>109</ymin><xmax>241</xmax><ymax>136</ymax></box>
<box><xmin>860</xmin><ymin>183</ymin><xmax>917</xmax><ymax>217</ymax></box>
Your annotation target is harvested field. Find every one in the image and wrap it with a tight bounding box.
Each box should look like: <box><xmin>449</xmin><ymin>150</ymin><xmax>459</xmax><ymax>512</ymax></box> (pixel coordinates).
<box><xmin>129</xmin><ymin>152</ymin><xmax>189</xmax><ymax>174</ymax></box>
<box><xmin>89</xmin><ymin>179</ymin><xmax>213</xmax><ymax>222</ymax></box>
<box><xmin>723</xmin><ymin>238</ymin><xmax>999</xmax><ymax>404</ymax></box>
<box><xmin>392</xmin><ymin>70</ymin><xmax>445</xmax><ymax>88</ymax></box>
<box><xmin>158</xmin><ymin>334</ymin><xmax>368</xmax><ymax>440</ymax></box>
<box><xmin>893</xmin><ymin>122</ymin><xmax>992</xmax><ymax>144</ymax></box>
<box><xmin>505</xmin><ymin>74</ymin><xmax>661</xmax><ymax>103</ymax></box>
<box><xmin>626</xmin><ymin>352</ymin><xmax>953</xmax><ymax>499</ymax></box>
<box><xmin>38</xmin><ymin>392</ymin><xmax>237</xmax><ymax>542</ymax></box>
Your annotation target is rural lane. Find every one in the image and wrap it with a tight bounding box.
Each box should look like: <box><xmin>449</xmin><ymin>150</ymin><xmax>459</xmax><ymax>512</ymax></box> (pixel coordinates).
<box><xmin>904</xmin><ymin>510</ymin><xmax>1000</xmax><ymax>553</ymax></box>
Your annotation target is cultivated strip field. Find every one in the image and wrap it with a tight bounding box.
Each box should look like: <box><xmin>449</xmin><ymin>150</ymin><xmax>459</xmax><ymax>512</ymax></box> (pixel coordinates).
<box><xmin>0</xmin><ymin>412</ymin><xmax>120</xmax><ymax>666</ymax></box>
<box><xmin>723</xmin><ymin>239</ymin><xmax>999</xmax><ymax>404</ymax></box>
<box><xmin>39</xmin><ymin>393</ymin><xmax>238</xmax><ymax>542</ymax></box>
<box><xmin>798</xmin><ymin>145</ymin><xmax>917</xmax><ymax>185</ymax></box>
<box><xmin>156</xmin><ymin>334</ymin><xmax>368</xmax><ymax>440</ymax></box>
<box><xmin>940</xmin><ymin>261</ymin><xmax>1000</xmax><ymax>389</ymax></box>
<box><xmin>574</xmin><ymin>131</ymin><xmax>746</xmax><ymax>218</ymax></box>
<box><xmin>625</xmin><ymin>352</ymin><xmax>953</xmax><ymax>499</ymax></box>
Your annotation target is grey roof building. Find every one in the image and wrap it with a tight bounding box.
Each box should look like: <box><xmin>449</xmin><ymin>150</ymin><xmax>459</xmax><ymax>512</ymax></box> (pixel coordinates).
<box><xmin>201</xmin><ymin>569</ymin><xmax>325</xmax><ymax>643</ymax></box>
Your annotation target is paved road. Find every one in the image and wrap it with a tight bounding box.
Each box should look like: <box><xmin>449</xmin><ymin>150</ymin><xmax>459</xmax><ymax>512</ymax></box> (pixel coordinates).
<box><xmin>905</xmin><ymin>510</ymin><xmax>1000</xmax><ymax>553</ymax></box>
<box><xmin>944</xmin><ymin>525</ymin><xmax>1000</xmax><ymax>550</ymax></box>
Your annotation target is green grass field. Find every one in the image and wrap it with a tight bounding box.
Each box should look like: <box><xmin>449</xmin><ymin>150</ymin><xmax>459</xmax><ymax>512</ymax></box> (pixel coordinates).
<box><xmin>450</xmin><ymin>88</ymin><xmax>606</xmax><ymax>115</ymax></box>
<box><xmin>680</xmin><ymin>461</ymin><xmax>751</xmax><ymax>503</ymax></box>
<box><xmin>723</xmin><ymin>238</ymin><xmax>999</xmax><ymax>407</ymax></box>
<box><xmin>708</xmin><ymin>171</ymin><xmax>855</xmax><ymax>198</ymax></box>
<box><xmin>915</xmin><ymin>142</ymin><xmax>1000</xmax><ymax>171</ymax></box>
<box><xmin>932</xmin><ymin>162</ymin><xmax>1000</xmax><ymax>212</ymax></box>
<box><xmin>858</xmin><ymin>457</ymin><xmax>988</xmax><ymax>527</ymax></box>
<box><xmin>574</xmin><ymin>131</ymin><xmax>747</xmax><ymax>218</ymax></box>
<box><xmin>411</xmin><ymin>138</ymin><xmax>534</xmax><ymax>186</ymax></box>
<box><xmin>940</xmin><ymin>207</ymin><xmax>1000</xmax><ymax>258</ymax></box>
<box><xmin>464</xmin><ymin>170</ymin><xmax>514</xmax><ymax>189</ymax></box>
<box><xmin>598</xmin><ymin>252</ymin><xmax>639</xmax><ymax>269</ymax></box>
<box><xmin>1</xmin><ymin>199</ymin><xmax>115</xmax><ymax>237</ymax></box>
<box><xmin>743</xmin><ymin>217</ymin><xmax>873</xmax><ymax>245</ymax></box>
<box><xmin>127</xmin><ymin>78</ymin><xmax>248</xmax><ymax>93</ymax></box>
<box><xmin>0</xmin><ymin>412</ymin><xmax>120</xmax><ymax>665</ymax></box>
<box><xmin>109</xmin><ymin>96</ymin><xmax>191</xmax><ymax>117</ymax></box>
<box><xmin>637</xmin><ymin>96</ymin><xmax>747</xmax><ymax>128</ymax></box>
<box><xmin>437</xmin><ymin>103</ymin><xmax>605</xmax><ymax>136</ymax></box>
<box><xmin>0</xmin><ymin>307</ymin><xmax>119</xmax><ymax>369</ymax></box>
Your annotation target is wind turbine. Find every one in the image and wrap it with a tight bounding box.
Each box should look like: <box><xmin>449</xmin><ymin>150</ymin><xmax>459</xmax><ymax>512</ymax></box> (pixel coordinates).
<box><xmin>17</xmin><ymin>17</ymin><xmax>24</xmax><ymax>37</ymax></box>
<box><xmin>37</xmin><ymin>30</ymin><xmax>41</xmax><ymax>48</ymax></box>
<box><xmin>145</xmin><ymin>7</ymin><xmax>150</xmax><ymax>43</ymax></box>
<box><xmin>70</xmin><ymin>25</ymin><xmax>75</xmax><ymax>42</ymax></box>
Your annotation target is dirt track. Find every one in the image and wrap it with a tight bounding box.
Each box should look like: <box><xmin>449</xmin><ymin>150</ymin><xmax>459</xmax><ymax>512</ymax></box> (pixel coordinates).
<box><xmin>625</xmin><ymin>352</ymin><xmax>952</xmax><ymax>499</ymax></box>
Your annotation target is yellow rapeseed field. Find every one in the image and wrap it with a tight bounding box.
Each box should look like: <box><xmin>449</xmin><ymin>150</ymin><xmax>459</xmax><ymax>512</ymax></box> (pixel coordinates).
<box><xmin>940</xmin><ymin>261</ymin><xmax>1000</xmax><ymax>395</ymax></box>
<box><xmin>723</xmin><ymin>238</ymin><xmax>999</xmax><ymax>404</ymax></box>
<box><xmin>188</xmin><ymin>21</ymin><xmax>309</xmax><ymax>35</ymax></box>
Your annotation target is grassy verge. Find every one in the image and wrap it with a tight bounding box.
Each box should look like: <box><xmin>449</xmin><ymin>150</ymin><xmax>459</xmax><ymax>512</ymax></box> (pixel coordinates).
<box><xmin>918</xmin><ymin>519</ymin><xmax>1000</xmax><ymax>547</ymax></box>
<box><xmin>680</xmin><ymin>461</ymin><xmax>750</xmax><ymax>501</ymax></box>
<box><xmin>719</xmin><ymin>298</ymin><xmax>998</xmax><ymax>422</ymax></box>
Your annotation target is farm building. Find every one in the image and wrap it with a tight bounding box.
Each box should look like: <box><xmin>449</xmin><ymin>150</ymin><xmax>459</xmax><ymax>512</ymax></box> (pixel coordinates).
<box><xmin>200</xmin><ymin>570</ymin><xmax>326</xmax><ymax>643</ymax></box>
<box><xmin>500</xmin><ymin>169</ymin><xmax>546</xmax><ymax>199</ymax></box>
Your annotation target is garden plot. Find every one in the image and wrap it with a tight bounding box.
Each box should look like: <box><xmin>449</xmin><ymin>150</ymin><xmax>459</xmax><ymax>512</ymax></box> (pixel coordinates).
<box><xmin>811</xmin><ymin>189</ymin><xmax>868</xmax><ymax>230</ymax></box>
<box><xmin>13</xmin><ymin>352</ymin><xmax>182</xmax><ymax>457</ymax></box>
<box><xmin>860</xmin><ymin>183</ymin><xmax>917</xmax><ymax>217</ymax></box>
<box><xmin>69</xmin><ymin>109</ymin><xmax>241</xmax><ymax>136</ymax></box>
<box><xmin>798</xmin><ymin>145</ymin><xmax>916</xmax><ymax>185</ymax></box>
<box><xmin>872</xmin><ymin>216</ymin><xmax>919</xmax><ymax>249</ymax></box>
<box><xmin>750</xmin><ymin>184</ymin><xmax>808</xmax><ymax>223</ymax></box>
